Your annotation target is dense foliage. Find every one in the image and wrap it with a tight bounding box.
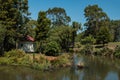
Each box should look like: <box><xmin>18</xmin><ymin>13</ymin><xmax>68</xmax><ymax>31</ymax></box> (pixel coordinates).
<box><xmin>114</xmin><ymin>45</ymin><xmax>120</xmax><ymax>58</ymax></box>
<box><xmin>84</xmin><ymin>5</ymin><xmax>109</xmax><ymax>38</ymax></box>
<box><xmin>46</xmin><ymin>7</ymin><xmax>71</xmax><ymax>27</ymax></box>
<box><xmin>4</xmin><ymin>49</ymin><xmax>25</xmax><ymax>58</ymax></box>
<box><xmin>96</xmin><ymin>26</ymin><xmax>111</xmax><ymax>45</ymax></box>
<box><xmin>44</xmin><ymin>41</ymin><xmax>60</xmax><ymax>56</ymax></box>
<box><xmin>35</xmin><ymin>11</ymin><xmax>51</xmax><ymax>41</ymax></box>
<box><xmin>81</xmin><ymin>35</ymin><xmax>96</xmax><ymax>45</ymax></box>
<box><xmin>35</xmin><ymin>11</ymin><xmax>51</xmax><ymax>52</ymax></box>
<box><xmin>72</xmin><ymin>22</ymin><xmax>81</xmax><ymax>47</ymax></box>
<box><xmin>0</xmin><ymin>49</ymin><xmax>71</xmax><ymax>71</ymax></box>
<box><xmin>109</xmin><ymin>20</ymin><xmax>120</xmax><ymax>41</ymax></box>
<box><xmin>48</xmin><ymin>26</ymin><xmax>73</xmax><ymax>52</ymax></box>
<box><xmin>80</xmin><ymin>44</ymin><xmax>94</xmax><ymax>55</ymax></box>
<box><xmin>0</xmin><ymin>0</ymin><xmax>29</xmax><ymax>54</ymax></box>
<box><xmin>0</xmin><ymin>1</ymin><xmax>120</xmax><ymax>57</ymax></box>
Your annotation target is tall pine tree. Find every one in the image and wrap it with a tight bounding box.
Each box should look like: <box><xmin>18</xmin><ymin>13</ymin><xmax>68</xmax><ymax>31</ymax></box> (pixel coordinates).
<box><xmin>35</xmin><ymin>11</ymin><xmax>51</xmax><ymax>52</ymax></box>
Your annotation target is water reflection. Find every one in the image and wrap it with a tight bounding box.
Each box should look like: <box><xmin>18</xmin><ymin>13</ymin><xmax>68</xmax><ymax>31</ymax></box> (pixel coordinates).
<box><xmin>0</xmin><ymin>56</ymin><xmax>120</xmax><ymax>80</ymax></box>
<box><xmin>105</xmin><ymin>71</ymin><xmax>119</xmax><ymax>80</ymax></box>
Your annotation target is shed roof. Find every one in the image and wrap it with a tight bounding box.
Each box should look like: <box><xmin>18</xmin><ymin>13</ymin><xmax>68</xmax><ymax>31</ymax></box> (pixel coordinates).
<box><xmin>26</xmin><ymin>35</ymin><xmax>35</xmax><ymax>42</ymax></box>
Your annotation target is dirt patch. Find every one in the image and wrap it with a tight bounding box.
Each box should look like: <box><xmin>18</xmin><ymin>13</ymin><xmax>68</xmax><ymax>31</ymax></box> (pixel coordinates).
<box><xmin>45</xmin><ymin>56</ymin><xmax>57</xmax><ymax>61</ymax></box>
<box><xmin>27</xmin><ymin>54</ymin><xmax>57</xmax><ymax>61</ymax></box>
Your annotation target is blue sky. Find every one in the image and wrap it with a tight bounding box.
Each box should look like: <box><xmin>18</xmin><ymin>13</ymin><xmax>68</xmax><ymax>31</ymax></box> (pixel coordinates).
<box><xmin>28</xmin><ymin>0</ymin><xmax>120</xmax><ymax>25</ymax></box>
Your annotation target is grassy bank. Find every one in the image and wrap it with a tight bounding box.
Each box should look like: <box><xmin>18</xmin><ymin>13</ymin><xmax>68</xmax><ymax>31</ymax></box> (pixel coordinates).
<box><xmin>76</xmin><ymin>42</ymin><xmax>120</xmax><ymax>58</ymax></box>
<box><xmin>0</xmin><ymin>42</ymin><xmax>120</xmax><ymax>71</ymax></box>
<box><xmin>0</xmin><ymin>49</ymin><xmax>72</xmax><ymax>71</ymax></box>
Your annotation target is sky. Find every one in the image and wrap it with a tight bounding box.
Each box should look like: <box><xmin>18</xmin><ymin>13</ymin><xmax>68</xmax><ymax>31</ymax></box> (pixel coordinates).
<box><xmin>28</xmin><ymin>0</ymin><xmax>120</xmax><ymax>25</ymax></box>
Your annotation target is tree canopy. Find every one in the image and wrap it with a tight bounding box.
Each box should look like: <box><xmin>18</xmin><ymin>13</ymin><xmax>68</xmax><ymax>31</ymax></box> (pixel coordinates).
<box><xmin>0</xmin><ymin>0</ymin><xmax>29</xmax><ymax>53</ymax></box>
<box><xmin>35</xmin><ymin>11</ymin><xmax>51</xmax><ymax>52</ymax></box>
<box><xmin>35</xmin><ymin>11</ymin><xmax>51</xmax><ymax>41</ymax></box>
<box><xmin>84</xmin><ymin>5</ymin><xmax>110</xmax><ymax>38</ymax></box>
<box><xmin>0</xmin><ymin>1</ymin><xmax>120</xmax><ymax>55</ymax></box>
<box><xmin>109</xmin><ymin>20</ymin><xmax>120</xmax><ymax>41</ymax></box>
<box><xmin>46</xmin><ymin>7</ymin><xmax>71</xmax><ymax>27</ymax></box>
<box><xmin>96</xmin><ymin>26</ymin><xmax>111</xmax><ymax>45</ymax></box>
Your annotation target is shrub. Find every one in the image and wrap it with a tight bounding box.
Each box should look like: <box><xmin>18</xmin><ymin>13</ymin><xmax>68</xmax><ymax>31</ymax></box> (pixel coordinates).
<box><xmin>18</xmin><ymin>55</ymin><xmax>32</xmax><ymax>66</ymax></box>
<box><xmin>33</xmin><ymin>54</ymin><xmax>47</xmax><ymax>63</ymax></box>
<box><xmin>94</xmin><ymin>49</ymin><xmax>102</xmax><ymax>55</ymax></box>
<box><xmin>51</xmin><ymin>54</ymin><xmax>70</xmax><ymax>68</ymax></box>
<box><xmin>80</xmin><ymin>44</ymin><xmax>93</xmax><ymax>55</ymax></box>
<box><xmin>69</xmin><ymin>48</ymin><xmax>74</xmax><ymax>53</ymax></box>
<box><xmin>3</xmin><ymin>49</ymin><xmax>26</xmax><ymax>64</ymax></box>
<box><xmin>114</xmin><ymin>45</ymin><xmax>120</xmax><ymax>58</ymax></box>
<box><xmin>81</xmin><ymin>35</ymin><xmax>96</xmax><ymax>45</ymax></box>
<box><xmin>96</xmin><ymin>26</ymin><xmax>112</xmax><ymax>45</ymax></box>
<box><xmin>74</xmin><ymin>42</ymin><xmax>81</xmax><ymax>48</ymax></box>
<box><xmin>34</xmin><ymin>41</ymin><xmax>40</xmax><ymax>53</ymax></box>
<box><xmin>100</xmin><ymin>47</ymin><xmax>114</xmax><ymax>56</ymax></box>
<box><xmin>31</xmin><ymin>54</ymin><xmax>51</xmax><ymax>71</ymax></box>
<box><xmin>94</xmin><ymin>46</ymin><xmax>114</xmax><ymax>57</ymax></box>
<box><xmin>0</xmin><ymin>57</ymin><xmax>13</xmax><ymax>65</ymax></box>
<box><xmin>4</xmin><ymin>49</ymin><xmax>25</xmax><ymax>58</ymax></box>
<box><xmin>44</xmin><ymin>41</ymin><xmax>60</xmax><ymax>56</ymax></box>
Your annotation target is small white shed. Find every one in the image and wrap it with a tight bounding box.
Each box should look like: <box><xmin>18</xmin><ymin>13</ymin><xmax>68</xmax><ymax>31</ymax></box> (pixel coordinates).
<box><xmin>18</xmin><ymin>35</ymin><xmax>35</xmax><ymax>52</ymax></box>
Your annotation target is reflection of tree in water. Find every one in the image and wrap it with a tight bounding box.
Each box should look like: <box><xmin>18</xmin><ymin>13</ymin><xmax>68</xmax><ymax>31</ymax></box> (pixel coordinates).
<box><xmin>26</xmin><ymin>67</ymin><xmax>84</xmax><ymax>80</ymax></box>
<box><xmin>82</xmin><ymin>56</ymin><xmax>111</xmax><ymax>80</ymax></box>
<box><xmin>41</xmin><ymin>56</ymin><xmax>120</xmax><ymax>80</ymax></box>
<box><xmin>118</xmin><ymin>70</ymin><xmax>120</xmax><ymax>80</ymax></box>
<box><xmin>0</xmin><ymin>66</ymin><xmax>34</xmax><ymax>80</ymax></box>
<box><xmin>69</xmin><ymin>68</ymin><xmax>84</xmax><ymax>80</ymax></box>
<box><xmin>0</xmin><ymin>56</ymin><xmax>120</xmax><ymax>80</ymax></box>
<box><xmin>113</xmin><ymin>58</ymin><xmax>120</xmax><ymax>80</ymax></box>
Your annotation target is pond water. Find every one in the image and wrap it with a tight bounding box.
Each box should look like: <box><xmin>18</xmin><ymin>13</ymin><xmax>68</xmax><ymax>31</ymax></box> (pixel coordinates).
<box><xmin>0</xmin><ymin>56</ymin><xmax>120</xmax><ymax>80</ymax></box>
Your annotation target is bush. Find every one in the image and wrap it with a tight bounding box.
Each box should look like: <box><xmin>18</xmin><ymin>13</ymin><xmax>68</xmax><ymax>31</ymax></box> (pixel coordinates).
<box><xmin>94</xmin><ymin>46</ymin><xmax>114</xmax><ymax>57</ymax></box>
<box><xmin>34</xmin><ymin>61</ymin><xmax>51</xmax><ymax>71</ymax></box>
<box><xmin>74</xmin><ymin>42</ymin><xmax>81</xmax><ymax>48</ymax></box>
<box><xmin>80</xmin><ymin>44</ymin><xmax>94</xmax><ymax>55</ymax></box>
<box><xmin>51</xmin><ymin>54</ymin><xmax>70</xmax><ymax>68</ymax></box>
<box><xmin>4</xmin><ymin>49</ymin><xmax>25</xmax><ymax>58</ymax></box>
<box><xmin>94</xmin><ymin>49</ymin><xmax>102</xmax><ymax>55</ymax></box>
<box><xmin>96</xmin><ymin>26</ymin><xmax>112</xmax><ymax>45</ymax></box>
<box><xmin>18</xmin><ymin>55</ymin><xmax>32</xmax><ymax>66</ymax></box>
<box><xmin>44</xmin><ymin>41</ymin><xmax>60</xmax><ymax>56</ymax></box>
<box><xmin>31</xmin><ymin>54</ymin><xmax>51</xmax><ymax>70</ymax></box>
<box><xmin>81</xmin><ymin>35</ymin><xmax>96</xmax><ymax>45</ymax></box>
<box><xmin>114</xmin><ymin>45</ymin><xmax>120</xmax><ymax>58</ymax></box>
<box><xmin>100</xmin><ymin>47</ymin><xmax>114</xmax><ymax>56</ymax></box>
<box><xmin>0</xmin><ymin>57</ymin><xmax>14</xmax><ymax>65</ymax></box>
<box><xmin>3</xmin><ymin>49</ymin><xmax>26</xmax><ymax>64</ymax></box>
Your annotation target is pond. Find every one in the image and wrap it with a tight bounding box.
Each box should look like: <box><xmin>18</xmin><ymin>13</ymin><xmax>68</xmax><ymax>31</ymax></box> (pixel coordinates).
<box><xmin>0</xmin><ymin>56</ymin><xmax>120</xmax><ymax>80</ymax></box>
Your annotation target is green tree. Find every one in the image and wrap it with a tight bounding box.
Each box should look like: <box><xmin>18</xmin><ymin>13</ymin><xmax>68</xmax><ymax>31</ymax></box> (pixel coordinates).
<box><xmin>0</xmin><ymin>24</ymin><xmax>6</xmax><ymax>55</ymax></box>
<box><xmin>76</xmin><ymin>32</ymin><xmax>84</xmax><ymax>42</ymax></box>
<box><xmin>23</xmin><ymin>20</ymin><xmax>37</xmax><ymax>38</ymax></box>
<box><xmin>46</xmin><ymin>7</ymin><xmax>71</xmax><ymax>27</ymax></box>
<box><xmin>15</xmin><ymin>0</ymin><xmax>30</xmax><ymax>44</ymax></box>
<box><xmin>72</xmin><ymin>21</ymin><xmax>81</xmax><ymax>47</ymax></box>
<box><xmin>81</xmin><ymin>35</ymin><xmax>96</xmax><ymax>45</ymax></box>
<box><xmin>0</xmin><ymin>0</ymin><xmax>29</xmax><ymax>52</ymax></box>
<box><xmin>114</xmin><ymin>45</ymin><xmax>120</xmax><ymax>58</ymax></box>
<box><xmin>35</xmin><ymin>11</ymin><xmax>51</xmax><ymax>52</ymax></box>
<box><xmin>96</xmin><ymin>26</ymin><xmax>111</xmax><ymax>46</ymax></box>
<box><xmin>109</xmin><ymin>20</ymin><xmax>120</xmax><ymax>41</ymax></box>
<box><xmin>44</xmin><ymin>41</ymin><xmax>60</xmax><ymax>56</ymax></box>
<box><xmin>49</xmin><ymin>26</ymin><xmax>73</xmax><ymax>52</ymax></box>
<box><xmin>115</xmin><ymin>26</ymin><xmax>120</xmax><ymax>42</ymax></box>
<box><xmin>84</xmin><ymin>4</ymin><xmax>109</xmax><ymax>38</ymax></box>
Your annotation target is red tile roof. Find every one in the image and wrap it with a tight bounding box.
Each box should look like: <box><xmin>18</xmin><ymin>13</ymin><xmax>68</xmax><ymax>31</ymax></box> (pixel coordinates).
<box><xmin>26</xmin><ymin>35</ymin><xmax>35</xmax><ymax>42</ymax></box>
